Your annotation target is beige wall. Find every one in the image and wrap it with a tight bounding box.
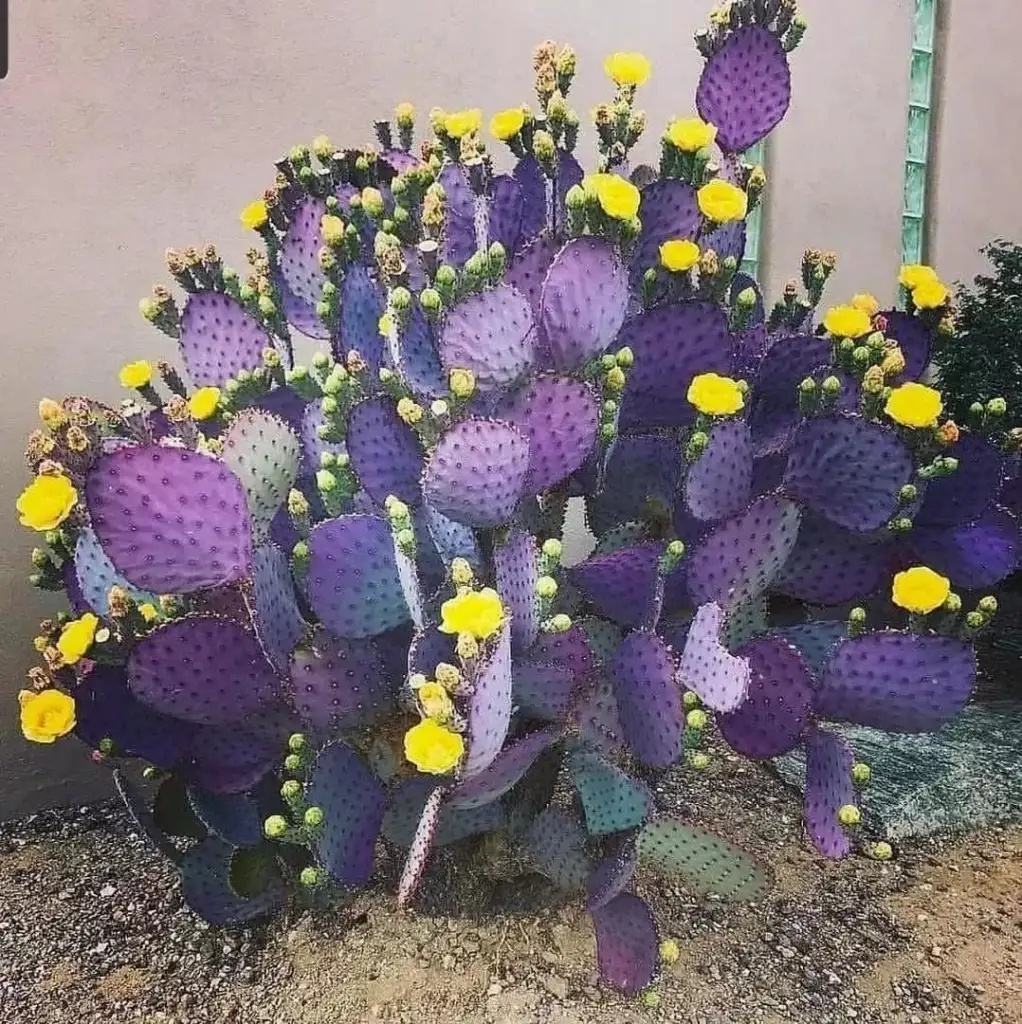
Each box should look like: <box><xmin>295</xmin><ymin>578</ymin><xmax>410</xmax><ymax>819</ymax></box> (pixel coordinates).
<box><xmin>0</xmin><ymin>0</ymin><xmax>1009</xmax><ymax>817</ymax></box>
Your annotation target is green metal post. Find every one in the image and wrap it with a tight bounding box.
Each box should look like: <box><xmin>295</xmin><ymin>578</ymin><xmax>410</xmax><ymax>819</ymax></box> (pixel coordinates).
<box><xmin>741</xmin><ymin>139</ymin><xmax>766</xmax><ymax>279</ymax></box>
<box><xmin>902</xmin><ymin>0</ymin><xmax>938</xmax><ymax>265</ymax></box>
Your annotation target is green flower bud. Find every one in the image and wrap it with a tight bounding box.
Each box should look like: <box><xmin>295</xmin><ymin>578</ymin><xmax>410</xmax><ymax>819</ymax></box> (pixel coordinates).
<box><xmin>435</xmin><ymin>264</ymin><xmax>457</xmax><ymax>289</ymax></box>
<box><xmin>970</xmin><ymin>401</ymin><xmax>986</xmax><ymax>418</ymax></box>
<box><xmin>430</xmin><ymin>399</ymin><xmax>450</xmax><ymax>419</ymax></box>
<box><xmin>487</xmin><ymin>241</ymin><xmax>507</xmax><ymax>278</ymax></box>
<box><xmin>602</xmin><ymin>399</ymin><xmax>618</xmax><ymax>417</ymax></box>
<box><xmin>536</xmin><ymin>576</ymin><xmax>558</xmax><ymax>599</ymax></box>
<box><xmin>851</xmin><ymin>346</ymin><xmax>871</xmax><ymax>366</ymax></box>
<box><xmin>667</xmin><ymin>540</ymin><xmax>685</xmax><ymax>559</ymax></box>
<box><xmin>386</xmin><ymin>497</ymin><xmax>411</xmax><ymax>521</ymax></box>
<box><xmin>965</xmin><ymin>610</ymin><xmax>985</xmax><ymax>629</ymax></box>
<box><xmin>361</xmin><ymin>187</ymin><xmax>386</xmax><ymax>218</ymax></box>
<box><xmin>600</xmin><ymin>422</ymin><xmax>617</xmax><ymax>443</ymax></box>
<box><xmin>288</xmin><ymin>733</ymin><xmax>307</xmax><ymax>752</ymax></box>
<box><xmin>837</xmin><ymin>804</ymin><xmax>861</xmax><ymax>827</ymax></box>
<box><xmin>688</xmin><ymin>752</ymin><xmax>710</xmax><ymax>771</ymax></box>
<box><xmin>419</xmin><ymin>287</ymin><xmax>443</xmax><ymax>317</ymax></box>
<box><xmin>615</xmin><ymin>346</ymin><xmax>634</xmax><ymax>368</ymax></box>
<box><xmin>605</xmin><ymin>366</ymin><xmax>626</xmax><ymax>392</ymax></box>
<box><xmin>799</xmin><ymin>377</ymin><xmax>817</xmax><ymax>395</ymax></box>
<box><xmin>987</xmin><ymin>397</ymin><xmax>1007</xmax><ymax>416</ymax></box>
<box><xmin>848</xmin><ymin>607</ymin><xmax>867</xmax><ymax>625</ymax></box>
<box><xmin>550</xmin><ymin>613</ymin><xmax>572</xmax><ymax>633</ymax></box>
<box><xmin>31</xmin><ymin>548</ymin><xmax>50</xmax><ymax>569</ymax></box>
<box><xmin>871</xmin><ymin>841</ymin><xmax>893</xmax><ymax>861</ymax></box>
<box><xmin>943</xmin><ymin>592</ymin><xmax>962</xmax><ymax>613</ymax></box>
<box><xmin>284</xmin><ymin>753</ymin><xmax>302</xmax><ymax>773</ymax></box>
<box><xmin>542</xmin><ymin>538</ymin><xmax>562</xmax><ymax>560</ymax></box>
<box><xmin>682</xmin><ymin>690</ymin><xmax>701</xmax><ymax>709</ymax></box>
<box><xmin>396</xmin><ymin>528</ymin><xmax>416</xmax><ymax>554</ymax></box>
<box><xmin>898</xmin><ymin>484</ymin><xmax>918</xmax><ymax>504</ymax></box>
<box><xmin>640</xmin><ymin>989</ymin><xmax>661</xmax><ymax>1009</ymax></box>
<box><xmin>851</xmin><ymin>762</ymin><xmax>871</xmax><ymax>787</ymax></box>
<box><xmin>978</xmin><ymin>595</ymin><xmax>998</xmax><ymax>615</ymax></box>
<box><xmin>303</xmin><ymin>806</ymin><xmax>324</xmax><ymax>828</ymax></box>
<box><xmin>686</xmin><ymin>708</ymin><xmax>708</xmax><ymax>731</ymax></box>
<box><xmin>736</xmin><ymin>287</ymin><xmax>757</xmax><ymax>309</ymax></box>
<box><xmin>281</xmin><ymin>779</ymin><xmax>302</xmax><ymax>802</ymax></box>
<box><xmin>264</xmin><ymin>815</ymin><xmax>288</xmax><ymax>839</ymax></box>
<box><xmin>390</xmin><ymin>286</ymin><xmax>412</xmax><ymax>312</ymax></box>
<box><xmin>464</xmin><ymin>251</ymin><xmax>487</xmax><ymax>279</ymax></box>
<box><xmin>299</xmin><ymin>866</ymin><xmax>322</xmax><ymax>887</ymax></box>
<box><xmin>565</xmin><ymin>184</ymin><xmax>587</xmax><ymax>212</ymax></box>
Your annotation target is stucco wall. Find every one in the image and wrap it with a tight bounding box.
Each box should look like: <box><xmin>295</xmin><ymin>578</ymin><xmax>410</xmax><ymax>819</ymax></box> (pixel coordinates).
<box><xmin>0</xmin><ymin>0</ymin><xmax>1008</xmax><ymax>818</ymax></box>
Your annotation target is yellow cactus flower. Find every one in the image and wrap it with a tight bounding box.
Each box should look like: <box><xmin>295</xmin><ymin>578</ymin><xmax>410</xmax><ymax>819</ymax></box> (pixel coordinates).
<box><xmin>241</xmin><ymin>199</ymin><xmax>269</xmax><ymax>231</ymax></box>
<box><xmin>898</xmin><ymin>263</ymin><xmax>938</xmax><ymax>290</ymax></box>
<box><xmin>912</xmin><ymin>278</ymin><xmax>949</xmax><ymax>310</ymax></box>
<box><xmin>667</xmin><ymin>117</ymin><xmax>717</xmax><ymax>153</ymax></box>
<box><xmin>490</xmin><ymin>107</ymin><xmax>526</xmax><ymax>141</ymax></box>
<box><xmin>19</xmin><ymin>689</ymin><xmax>76</xmax><ymax>744</ymax></box>
<box><xmin>659</xmin><ymin>239</ymin><xmax>701</xmax><ymax>273</ymax></box>
<box><xmin>823</xmin><ymin>305</ymin><xmax>872</xmax><ymax>339</ymax></box>
<box><xmin>378</xmin><ymin>312</ymin><xmax>395</xmax><ymax>338</ymax></box>
<box><xmin>449</xmin><ymin>367</ymin><xmax>476</xmax><ymax>399</ymax></box>
<box><xmin>404</xmin><ymin>718</ymin><xmax>465</xmax><ymax>775</ymax></box>
<box><xmin>443</xmin><ymin>109</ymin><xmax>482</xmax><ymax>139</ymax></box>
<box><xmin>119</xmin><ymin>360</ymin><xmax>153</xmax><ymax>390</ymax></box>
<box><xmin>851</xmin><ymin>293</ymin><xmax>880</xmax><ymax>316</ymax></box>
<box><xmin>439</xmin><ymin>588</ymin><xmax>504</xmax><ymax>640</ymax></box>
<box><xmin>56</xmin><ymin>612</ymin><xmax>99</xmax><ymax>665</ymax></box>
<box><xmin>696</xmin><ymin>180</ymin><xmax>748</xmax><ymax>223</ymax></box>
<box><xmin>583</xmin><ymin>173</ymin><xmax>641</xmax><ymax>221</ymax></box>
<box><xmin>687</xmin><ymin>373</ymin><xmax>745</xmax><ymax>417</ymax></box>
<box><xmin>320</xmin><ymin>214</ymin><xmax>345</xmax><ymax>245</ymax></box>
<box><xmin>418</xmin><ymin>682</ymin><xmax>455</xmax><ymax>723</ymax></box>
<box><xmin>139</xmin><ymin>603</ymin><xmax>158</xmax><ymax>623</ymax></box>
<box><xmin>892</xmin><ymin>566</ymin><xmax>951</xmax><ymax>615</ymax></box>
<box><xmin>604</xmin><ymin>52</ymin><xmax>652</xmax><ymax>87</ymax></box>
<box><xmin>38</xmin><ymin>398</ymin><xmax>65</xmax><ymax>427</ymax></box>
<box><xmin>188</xmin><ymin>386</ymin><xmax>221</xmax><ymax>421</ymax></box>
<box><xmin>16</xmin><ymin>472</ymin><xmax>78</xmax><ymax>532</ymax></box>
<box><xmin>395</xmin><ymin>101</ymin><xmax>415</xmax><ymax>124</ymax></box>
<box><xmin>396</xmin><ymin>397</ymin><xmax>424</xmax><ymax>425</ymax></box>
<box><xmin>885</xmin><ymin>382</ymin><xmax>944</xmax><ymax>429</ymax></box>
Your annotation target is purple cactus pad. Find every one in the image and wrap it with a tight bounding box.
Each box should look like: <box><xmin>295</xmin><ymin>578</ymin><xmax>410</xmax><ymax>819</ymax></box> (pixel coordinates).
<box><xmin>816</xmin><ymin>632</ymin><xmax>976</xmax><ymax>733</ymax></box>
<box><xmin>506</xmin><ymin>235</ymin><xmax>560</xmax><ymax>367</ymax></box>
<box><xmin>494</xmin><ymin>529</ymin><xmax>540</xmax><ymax>651</ymax></box>
<box><xmin>586</xmin><ymin>835</ymin><xmax>639</xmax><ymax>913</ymax></box>
<box><xmin>127</xmin><ymin>616</ymin><xmax>279</xmax><ymax>725</ymax></box>
<box><xmin>569</xmin><ymin>543</ymin><xmax>664</xmax><ymax>630</ymax></box>
<box><xmin>300</xmin><ymin>402</ymin><xmax>346</xmax><ymax>474</ymax></box>
<box><xmin>307</xmin><ymin>742</ymin><xmax>386</xmax><ymax>887</ymax></box>
<box><xmin>422</xmin><ymin>418</ymin><xmax>530</xmax><ymax>528</ymax></box>
<box><xmin>421</xmin><ymin>503</ymin><xmax>482</xmax><ymax>571</ymax></box>
<box><xmin>448</xmin><ymin>727</ymin><xmax>560</xmax><ymax>810</ymax></box>
<box><xmin>677</xmin><ymin>602</ymin><xmax>751</xmax><ymax>713</ymax></box>
<box><xmin>630</xmin><ymin>180</ymin><xmax>701</xmax><ymax>286</ymax></box>
<box><xmin>438</xmin><ymin>164</ymin><xmax>476</xmax><ymax>266</ymax></box>
<box><xmin>513</xmin><ymin>625</ymin><xmax>596</xmax><ymax>721</ymax></box>
<box><xmin>771</xmin><ymin>622</ymin><xmax>846</xmax><ymax>678</ymax></box>
<box><xmin>591</xmin><ymin>893</ymin><xmax>658</xmax><ymax>995</ymax></box>
<box><xmin>181</xmin><ymin>838</ymin><xmax>285</xmax><ymax>925</ymax></box>
<box><xmin>439</xmin><ymin>285</ymin><xmax>535</xmax><ymax>392</ymax></box>
<box><xmin>280</xmin><ymin>198</ymin><xmax>328</xmax><ymax>316</ymax></box>
<box><xmin>397</xmin><ymin>785</ymin><xmax>444</xmax><ymax>909</ymax></box>
<box><xmin>696</xmin><ymin>25</ymin><xmax>792</xmax><ymax>153</ymax></box>
<box><xmin>74</xmin><ymin>526</ymin><xmax>159</xmax><ymax>617</ymax></box>
<box><xmin>86</xmin><ymin>446</ymin><xmax>252</xmax><ymax>593</ymax></box>
<box><xmin>346</xmin><ymin>398</ymin><xmax>423</xmax><ymax>508</ymax></box>
<box><xmin>187</xmin><ymin>787</ymin><xmax>264</xmax><ymax>848</ymax></box>
<box><xmin>391</xmin><ymin>303</ymin><xmax>447</xmax><ymax>400</ymax></box>
<box><xmin>906</xmin><ymin>508</ymin><xmax>1020</xmax><ymax>589</ymax></box>
<box><xmin>276</xmin><ymin>269</ymin><xmax>330</xmax><ymax>340</ymax></box>
<box><xmin>464</xmin><ymin>623</ymin><xmax>514</xmax><ymax>777</ymax></box>
<box><xmin>717</xmin><ymin>637</ymin><xmax>814</xmax><ymax>758</ymax></box>
<box><xmin>685</xmin><ymin>420</ymin><xmax>754</xmax><ymax>521</ymax></box>
<box><xmin>336</xmin><ymin>263</ymin><xmax>387</xmax><ymax>378</ymax></box>
<box><xmin>306</xmin><ymin>515</ymin><xmax>410</xmax><ymax>638</ymax></box>
<box><xmin>488</xmin><ymin>173</ymin><xmax>524</xmax><ymax>255</ymax></box>
<box><xmin>914</xmin><ymin>434</ymin><xmax>1004</xmax><ymax>527</ymax></box>
<box><xmin>609</xmin><ymin>631</ymin><xmax>684</xmax><ymax>768</ymax></box>
<box><xmin>803</xmin><ymin>728</ymin><xmax>856</xmax><ymax>859</ymax></box>
<box><xmin>701</xmin><ymin>219</ymin><xmax>747</xmax><ymax>264</ymax></box>
<box><xmin>880</xmin><ymin>310</ymin><xmax>931</xmax><ymax>380</ymax></box>
<box><xmin>178</xmin><ymin>291</ymin><xmax>272</xmax><ymax>388</ymax></box>
<box><xmin>521</xmin><ymin>808</ymin><xmax>592</xmax><ymax>891</ymax></box>
<box><xmin>514</xmin><ymin>153</ymin><xmax>584</xmax><ymax>242</ymax></box>
<box><xmin>497</xmin><ymin>376</ymin><xmax>599</xmax><ymax>494</ymax></box>
<box><xmin>574</xmin><ymin>679</ymin><xmax>626</xmax><ymax>755</ymax></box>
<box><xmin>248</xmin><ymin>543</ymin><xmax>305</xmax><ymax>671</ymax></box>
<box><xmin>382</xmin><ymin>777</ymin><xmax>505</xmax><ymax>848</ymax></box>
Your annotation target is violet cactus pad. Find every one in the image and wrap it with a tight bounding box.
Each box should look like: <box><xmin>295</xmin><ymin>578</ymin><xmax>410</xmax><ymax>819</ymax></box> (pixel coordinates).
<box><xmin>178</xmin><ymin>291</ymin><xmax>272</xmax><ymax>387</ymax></box>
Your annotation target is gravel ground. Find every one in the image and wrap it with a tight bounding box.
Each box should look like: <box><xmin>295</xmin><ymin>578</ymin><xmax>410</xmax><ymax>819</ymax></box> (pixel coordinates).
<box><xmin>2</xmin><ymin>747</ymin><xmax>1019</xmax><ymax>1024</ymax></box>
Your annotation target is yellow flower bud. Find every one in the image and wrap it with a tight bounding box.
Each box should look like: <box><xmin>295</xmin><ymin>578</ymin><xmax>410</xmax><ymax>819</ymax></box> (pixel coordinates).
<box><xmin>449</xmin><ymin>367</ymin><xmax>476</xmax><ymax>399</ymax></box>
<box><xmin>490</xmin><ymin>107</ymin><xmax>526</xmax><ymax>141</ymax></box>
<box><xmin>38</xmin><ymin>398</ymin><xmax>65</xmax><ymax>427</ymax></box>
<box><xmin>396</xmin><ymin>397</ymin><xmax>424</xmax><ymax>425</ymax></box>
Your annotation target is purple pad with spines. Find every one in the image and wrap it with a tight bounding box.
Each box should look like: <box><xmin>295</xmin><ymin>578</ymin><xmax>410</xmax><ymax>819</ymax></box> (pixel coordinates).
<box><xmin>586</xmin><ymin>835</ymin><xmax>639</xmax><ymax>913</ymax></box>
<box><xmin>73</xmin><ymin>527</ymin><xmax>159</xmax><ymax>617</ymax></box>
<box><xmin>573</xmin><ymin>678</ymin><xmax>626</xmax><ymax>755</ymax></box>
<box><xmin>496</xmin><ymin>376</ymin><xmax>599</xmax><ymax>494</ymax></box>
<box><xmin>86</xmin><ymin>446</ymin><xmax>252</xmax><ymax>593</ymax></box>
<box><xmin>397</xmin><ymin>785</ymin><xmax>444</xmax><ymax>909</ymax></box>
<box><xmin>696</xmin><ymin>25</ymin><xmax>792</xmax><ymax>153</ymax></box>
<box><xmin>463</xmin><ymin>623</ymin><xmax>514</xmax><ymax>777</ymax></box>
<box><xmin>178</xmin><ymin>292</ymin><xmax>272</xmax><ymax>388</ymax></box>
<box><xmin>513</xmin><ymin>152</ymin><xmax>584</xmax><ymax>243</ymax></box>
<box><xmin>773</xmin><ymin>516</ymin><xmax>891</xmax><ymax>605</ymax></box>
<box><xmin>439</xmin><ymin>285</ymin><xmax>535</xmax><ymax>393</ymax></box>
<box><xmin>914</xmin><ymin>434</ymin><xmax>1004</xmax><ymax>527</ymax></box>
<box><xmin>569</xmin><ymin>543</ymin><xmax>664</xmax><ymax>630</ymax></box>
<box><xmin>521</xmin><ymin>807</ymin><xmax>592</xmax><ymax>892</ymax></box>
<box><xmin>221</xmin><ymin>409</ymin><xmax>302</xmax><ymax>543</ymax></box>
<box><xmin>816</xmin><ymin>632</ymin><xmax>976</xmax><ymax>733</ymax></box>
<box><xmin>300</xmin><ymin>403</ymin><xmax>346</xmax><ymax>476</ymax></box>
<box><xmin>591</xmin><ymin>893</ymin><xmax>658</xmax><ymax>996</ymax></box>
<box><xmin>346</xmin><ymin>398</ymin><xmax>423</xmax><ymax>508</ymax></box>
<box><xmin>494</xmin><ymin>528</ymin><xmax>540</xmax><ymax>651</ymax></box>
<box><xmin>306</xmin><ymin>515</ymin><xmax>410</xmax><ymax>638</ymax></box>
<box><xmin>421</xmin><ymin>503</ymin><xmax>482</xmax><ymax>571</ymax></box>
<box><xmin>609</xmin><ymin>631</ymin><xmax>684</xmax><ymax>768</ymax></box>
<box><xmin>701</xmin><ymin>219</ymin><xmax>747</xmax><ymax>264</ymax></box>
<box><xmin>617</xmin><ymin>301</ymin><xmax>733</xmax><ymax>430</ymax></box>
<box><xmin>280</xmin><ymin>197</ymin><xmax>328</xmax><ymax>319</ymax></box>
<box><xmin>506</xmin><ymin>235</ymin><xmax>560</xmax><ymax>368</ymax></box>
<box><xmin>382</xmin><ymin>777</ymin><xmax>505</xmax><ymax>848</ymax></box>
<box><xmin>803</xmin><ymin>728</ymin><xmax>855</xmax><ymax>859</ymax></box>
<box><xmin>276</xmin><ymin>269</ymin><xmax>330</xmax><ymax>340</ymax></box>
<box><xmin>717</xmin><ymin>637</ymin><xmax>814</xmax><ymax>758</ymax></box>
<box><xmin>180</xmin><ymin>837</ymin><xmax>285</xmax><ymax>926</ymax></box>
<box><xmin>512</xmin><ymin>625</ymin><xmax>596</xmax><ymax>721</ymax></box>
<box><xmin>248</xmin><ymin>543</ymin><xmax>305</xmax><ymax>671</ymax></box>
<box><xmin>880</xmin><ymin>310</ymin><xmax>931</xmax><ymax>380</ymax></box>
<box><xmin>290</xmin><ymin>628</ymin><xmax>392</xmax><ymax>733</ymax></box>
<box><xmin>437</xmin><ymin>164</ymin><xmax>476</xmax><ymax>266</ymax></box>
<box><xmin>421</xmin><ymin>418</ymin><xmax>530</xmax><ymax>528</ymax></box>
<box><xmin>488</xmin><ymin>173</ymin><xmax>524</xmax><ymax>256</ymax></box>
<box><xmin>187</xmin><ymin>787</ymin><xmax>264</xmax><ymax>848</ymax></box>
<box><xmin>307</xmin><ymin>741</ymin><xmax>386</xmax><ymax>886</ymax></box>
<box><xmin>540</xmin><ymin>238</ymin><xmax>629</xmax><ymax>371</ymax></box>
<box><xmin>771</xmin><ymin>622</ymin><xmax>846</xmax><ymax>678</ymax></box>
<box><xmin>448</xmin><ymin>727</ymin><xmax>560</xmax><ymax>810</ymax></box>
<box><xmin>127</xmin><ymin>616</ymin><xmax>280</xmax><ymax>726</ymax></box>
<box><xmin>629</xmin><ymin>180</ymin><xmax>701</xmax><ymax>287</ymax></box>
<box><xmin>906</xmin><ymin>508</ymin><xmax>1020</xmax><ymax>589</ymax></box>
<box><xmin>686</xmin><ymin>495</ymin><xmax>802</xmax><ymax>609</ymax></box>
<box><xmin>391</xmin><ymin>302</ymin><xmax>447</xmax><ymax>401</ymax></box>
<box><xmin>677</xmin><ymin>602</ymin><xmax>751</xmax><ymax>713</ymax></box>
<box><xmin>685</xmin><ymin>420</ymin><xmax>754</xmax><ymax>521</ymax></box>
<box><xmin>782</xmin><ymin>416</ymin><xmax>915</xmax><ymax>532</ymax></box>
<box><xmin>336</xmin><ymin>263</ymin><xmax>387</xmax><ymax>378</ymax></box>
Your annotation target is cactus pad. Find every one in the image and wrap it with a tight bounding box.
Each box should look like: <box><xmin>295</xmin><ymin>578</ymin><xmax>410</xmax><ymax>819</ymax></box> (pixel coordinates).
<box><xmin>178</xmin><ymin>291</ymin><xmax>272</xmax><ymax>387</ymax></box>
<box><xmin>280</xmin><ymin>197</ymin><xmax>328</xmax><ymax>321</ymax></box>
<box><xmin>914</xmin><ymin>434</ymin><xmax>1004</xmax><ymax>528</ymax></box>
<box><xmin>514</xmin><ymin>152</ymin><xmax>584</xmax><ymax>242</ymax></box>
<box><xmin>488</xmin><ymin>173</ymin><xmax>524</xmax><ymax>255</ymax></box>
<box><xmin>422</xmin><ymin>419</ymin><xmax>530</xmax><ymax>528</ymax></box>
<box><xmin>569</xmin><ymin>543</ymin><xmax>664</xmax><ymax>629</ymax></box>
<box><xmin>248</xmin><ymin>543</ymin><xmax>305</xmax><ymax>671</ymax></box>
<box><xmin>702</xmin><ymin>219</ymin><xmax>747</xmax><ymax>264</ymax></box>
<box><xmin>881</xmin><ymin>310</ymin><xmax>931</xmax><ymax>380</ymax></box>
<box><xmin>114</xmin><ymin>771</ymin><xmax>183</xmax><ymax>865</ymax></box>
<box><xmin>803</xmin><ymin>728</ymin><xmax>855</xmax><ymax>859</ymax></box>
<box><xmin>907</xmin><ymin>508</ymin><xmax>1019</xmax><ymax>589</ymax></box>
<box><xmin>382</xmin><ymin>777</ymin><xmax>506</xmax><ymax>848</ymax></box>
<box><xmin>636</xmin><ymin>818</ymin><xmax>772</xmax><ymax>901</ymax></box>
<box><xmin>300</xmin><ymin>402</ymin><xmax>346</xmax><ymax>474</ymax></box>
<box><xmin>512</xmin><ymin>626</ymin><xmax>596</xmax><ymax>721</ymax></box>
<box><xmin>449</xmin><ymin>727</ymin><xmax>560</xmax><ymax>810</ymax></box>
<box><xmin>307</xmin><ymin>741</ymin><xmax>386</xmax><ymax>886</ymax></box>
<box><xmin>306</xmin><ymin>515</ymin><xmax>410</xmax><ymax>638</ymax></box>
<box><xmin>783</xmin><ymin>417</ymin><xmax>914</xmax><ymax>532</ymax></box>
<box><xmin>591</xmin><ymin>893</ymin><xmax>658</xmax><ymax>996</ymax></box>
<box><xmin>337</xmin><ymin>263</ymin><xmax>387</xmax><ymax>377</ymax></box>
<box><xmin>437</xmin><ymin>164</ymin><xmax>477</xmax><ymax>266</ymax></box>
<box><xmin>188</xmin><ymin>787</ymin><xmax>264</xmax><ymax>848</ymax></box>
<box><xmin>222</xmin><ymin>409</ymin><xmax>302</xmax><ymax>543</ymax></box>
<box><xmin>276</xmin><ymin>269</ymin><xmax>330</xmax><ymax>340</ymax></box>
<box><xmin>771</xmin><ymin>622</ymin><xmax>846</xmax><ymax>678</ymax></box>
<box><xmin>586</xmin><ymin>835</ymin><xmax>639</xmax><ymax>913</ymax></box>
<box><xmin>717</xmin><ymin>637</ymin><xmax>814</xmax><ymax>758</ymax></box>
<box><xmin>817</xmin><ymin>632</ymin><xmax>976</xmax><ymax>733</ymax></box>
<box><xmin>540</xmin><ymin>238</ymin><xmax>629</xmax><ymax>370</ymax></box>
<box><xmin>686</xmin><ymin>495</ymin><xmax>802</xmax><ymax>608</ymax></box>
<box><xmin>464</xmin><ymin>623</ymin><xmax>514</xmax><ymax>777</ymax></box>
<box><xmin>574</xmin><ymin>678</ymin><xmax>626</xmax><ymax>755</ymax></box>
<box><xmin>421</xmin><ymin>503</ymin><xmax>482</xmax><ymax>571</ymax></box>
<box><xmin>346</xmin><ymin>398</ymin><xmax>423</xmax><ymax>508</ymax></box>
<box><xmin>506</xmin><ymin>235</ymin><xmax>559</xmax><ymax>365</ymax></box>
<box><xmin>391</xmin><ymin>304</ymin><xmax>447</xmax><ymax>400</ymax></box>
<box><xmin>609</xmin><ymin>631</ymin><xmax>684</xmax><ymax>768</ymax></box>
<box><xmin>696</xmin><ymin>26</ymin><xmax>792</xmax><ymax>153</ymax></box>
<box><xmin>180</xmin><ymin>837</ymin><xmax>285</xmax><ymax>925</ymax></box>
<box><xmin>494</xmin><ymin>528</ymin><xmax>540</xmax><ymax>651</ymax></box>
<box><xmin>774</xmin><ymin>516</ymin><xmax>889</xmax><ymax>605</ymax></box>
<box><xmin>128</xmin><ymin>616</ymin><xmax>279</xmax><ymax>725</ymax></box>
<box><xmin>521</xmin><ymin>807</ymin><xmax>592</xmax><ymax>891</ymax></box>
<box><xmin>397</xmin><ymin>785</ymin><xmax>444</xmax><ymax>908</ymax></box>
<box><xmin>569</xmin><ymin>749</ymin><xmax>653</xmax><ymax>835</ymax></box>
<box><xmin>618</xmin><ymin>301</ymin><xmax>733</xmax><ymax>429</ymax></box>
<box><xmin>677</xmin><ymin>602</ymin><xmax>751</xmax><ymax>713</ymax></box>
<box><xmin>630</xmin><ymin>180</ymin><xmax>701</xmax><ymax>286</ymax></box>
<box><xmin>73</xmin><ymin>526</ymin><xmax>159</xmax><ymax>617</ymax></box>
<box><xmin>439</xmin><ymin>285</ymin><xmax>535</xmax><ymax>392</ymax></box>
<box><xmin>290</xmin><ymin>628</ymin><xmax>392</xmax><ymax>733</ymax></box>
<box><xmin>497</xmin><ymin>376</ymin><xmax>599</xmax><ymax>493</ymax></box>
<box><xmin>86</xmin><ymin>446</ymin><xmax>252</xmax><ymax>593</ymax></box>
<box><xmin>684</xmin><ymin>420</ymin><xmax>754</xmax><ymax>521</ymax></box>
